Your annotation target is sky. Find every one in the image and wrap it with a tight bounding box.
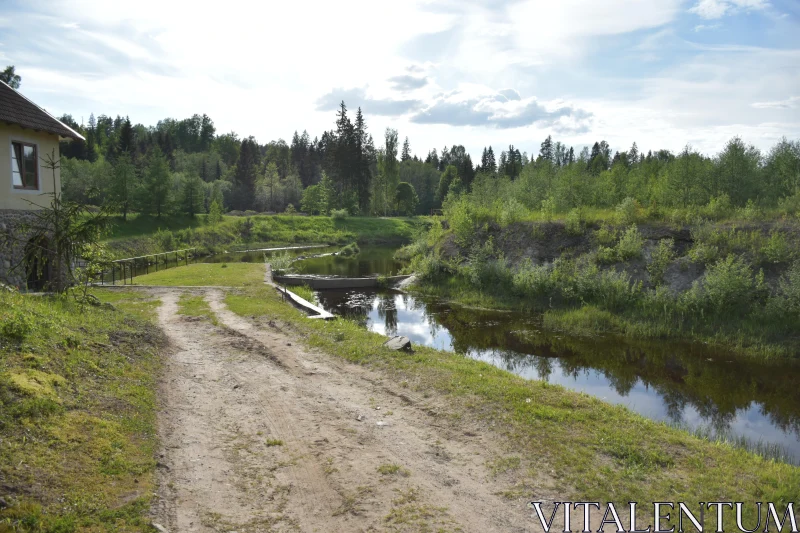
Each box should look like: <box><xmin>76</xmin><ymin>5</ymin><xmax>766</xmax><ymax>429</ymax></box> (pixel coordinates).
<box><xmin>1</xmin><ymin>0</ymin><xmax>798</xmax><ymax>161</ymax></box>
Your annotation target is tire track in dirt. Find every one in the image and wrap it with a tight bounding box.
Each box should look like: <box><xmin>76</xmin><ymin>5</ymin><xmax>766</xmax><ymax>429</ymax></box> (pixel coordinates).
<box><xmin>153</xmin><ymin>287</ymin><xmax>559</xmax><ymax>532</ymax></box>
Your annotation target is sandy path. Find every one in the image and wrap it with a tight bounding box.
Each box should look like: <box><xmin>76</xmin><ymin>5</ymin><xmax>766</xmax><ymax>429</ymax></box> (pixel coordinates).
<box><xmin>151</xmin><ymin>287</ymin><xmax>553</xmax><ymax>532</ymax></box>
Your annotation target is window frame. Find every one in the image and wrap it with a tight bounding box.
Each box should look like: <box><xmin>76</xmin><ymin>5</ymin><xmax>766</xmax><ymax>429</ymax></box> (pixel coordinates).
<box><xmin>11</xmin><ymin>140</ymin><xmax>39</xmax><ymax>191</ymax></box>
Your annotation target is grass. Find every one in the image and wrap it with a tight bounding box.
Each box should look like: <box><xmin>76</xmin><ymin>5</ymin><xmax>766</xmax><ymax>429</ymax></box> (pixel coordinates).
<box><xmin>223</xmin><ymin>284</ymin><xmax>800</xmax><ymax>529</ymax></box>
<box><xmin>0</xmin><ymin>289</ymin><xmax>164</xmax><ymax>531</ymax></box>
<box><xmin>102</xmin><ymin>213</ymin><xmax>420</xmax><ymax>259</ymax></box>
<box><xmin>177</xmin><ymin>293</ymin><xmax>219</xmax><ymax>325</ymax></box>
<box><xmin>133</xmin><ymin>262</ymin><xmax>265</xmax><ymax>287</ymax></box>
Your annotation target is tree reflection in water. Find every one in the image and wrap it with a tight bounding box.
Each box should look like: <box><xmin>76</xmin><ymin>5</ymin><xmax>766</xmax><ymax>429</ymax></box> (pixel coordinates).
<box><xmin>313</xmin><ymin>288</ymin><xmax>800</xmax><ymax>459</ymax></box>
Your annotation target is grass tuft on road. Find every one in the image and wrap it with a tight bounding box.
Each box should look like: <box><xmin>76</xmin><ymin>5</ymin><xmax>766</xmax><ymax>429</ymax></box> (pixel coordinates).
<box><xmin>0</xmin><ymin>289</ymin><xmax>164</xmax><ymax>531</ymax></box>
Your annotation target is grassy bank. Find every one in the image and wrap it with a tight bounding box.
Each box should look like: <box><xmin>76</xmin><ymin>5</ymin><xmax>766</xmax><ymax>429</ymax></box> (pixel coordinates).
<box><xmin>403</xmin><ymin>213</ymin><xmax>800</xmax><ymax>358</ymax></box>
<box><xmin>222</xmin><ymin>284</ymin><xmax>799</xmax><ymax>528</ymax></box>
<box><xmin>0</xmin><ymin>289</ymin><xmax>164</xmax><ymax>531</ymax></box>
<box><xmin>102</xmin><ymin>213</ymin><xmax>420</xmax><ymax>259</ymax></box>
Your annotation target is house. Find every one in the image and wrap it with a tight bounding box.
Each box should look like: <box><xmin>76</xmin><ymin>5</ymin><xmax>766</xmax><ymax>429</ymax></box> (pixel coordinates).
<box><xmin>0</xmin><ymin>80</ymin><xmax>84</xmax><ymax>290</ymax></box>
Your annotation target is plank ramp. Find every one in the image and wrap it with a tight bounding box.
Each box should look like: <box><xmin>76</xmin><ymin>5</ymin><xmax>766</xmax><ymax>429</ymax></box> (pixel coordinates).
<box><xmin>274</xmin><ymin>284</ymin><xmax>335</xmax><ymax>320</ymax></box>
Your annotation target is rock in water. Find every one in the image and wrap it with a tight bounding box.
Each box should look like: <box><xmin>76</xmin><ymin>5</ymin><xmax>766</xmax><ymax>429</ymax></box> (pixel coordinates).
<box><xmin>383</xmin><ymin>336</ymin><xmax>412</xmax><ymax>352</ymax></box>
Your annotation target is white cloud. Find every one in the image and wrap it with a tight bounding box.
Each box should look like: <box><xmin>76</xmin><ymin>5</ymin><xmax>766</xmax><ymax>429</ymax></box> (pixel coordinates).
<box><xmin>2</xmin><ymin>0</ymin><xmax>796</xmax><ymax>160</ymax></box>
<box><xmin>689</xmin><ymin>0</ymin><xmax>770</xmax><ymax>19</ymax></box>
<box><xmin>752</xmin><ymin>96</ymin><xmax>800</xmax><ymax>109</ymax></box>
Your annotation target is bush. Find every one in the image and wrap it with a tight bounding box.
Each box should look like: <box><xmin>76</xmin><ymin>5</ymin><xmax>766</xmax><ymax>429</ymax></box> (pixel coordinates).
<box><xmin>565</xmin><ymin>208</ymin><xmax>584</xmax><ymax>236</ymax></box>
<box><xmin>778</xmin><ymin>190</ymin><xmax>800</xmax><ymax>217</ymax></box>
<box><xmin>594</xmin><ymin>225</ymin><xmax>618</xmax><ymax>246</ymax></box>
<box><xmin>339</xmin><ymin>243</ymin><xmax>360</xmax><ymax>257</ymax></box>
<box><xmin>571</xmin><ymin>263</ymin><xmax>642</xmax><ymax>311</ymax></box>
<box><xmin>702</xmin><ymin>194</ymin><xmax>732</xmax><ymax>220</ymax></box>
<box><xmin>540</xmin><ymin>197</ymin><xmax>557</xmax><ymax>221</ymax></box>
<box><xmin>761</xmin><ymin>231</ymin><xmax>793</xmax><ymax>264</ymax></box>
<box><xmin>330</xmin><ymin>208</ymin><xmax>348</xmax><ymax>220</ymax></box>
<box><xmin>767</xmin><ymin>262</ymin><xmax>800</xmax><ymax>321</ymax></box>
<box><xmin>737</xmin><ymin>200</ymin><xmax>762</xmax><ymax>221</ymax></box>
<box><xmin>463</xmin><ymin>240</ymin><xmax>511</xmax><ymax>289</ymax></box>
<box><xmin>447</xmin><ymin>197</ymin><xmax>476</xmax><ymax>248</ymax></box>
<box><xmin>1</xmin><ymin>308</ymin><xmax>34</xmax><ymax>340</ymax></box>
<box><xmin>616</xmin><ymin>197</ymin><xmax>639</xmax><ymax>225</ymax></box>
<box><xmin>512</xmin><ymin>260</ymin><xmax>556</xmax><ymax>298</ymax></box>
<box><xmin>648</xmin><ymin>238</ymin><xmax>676</xmax><ymax>285</ymax></box>
<box><xmin>499</xmin><ymin>198</ymin><xmax>526</xmax><ymax>227</ymax></box>
<box><xmin>595</xmin><ymin>246</ymin><xmax>617</xmax><ymax>265</ymax></box>
<box><xmin>616</xmin><ymin>224</ymin><xmax>644</xmax><ymax>261</ymax></box>
<box><xmin>689</xmin><ymin>255</ymin><xmax>759</xmax><ymax>315</ymax></box>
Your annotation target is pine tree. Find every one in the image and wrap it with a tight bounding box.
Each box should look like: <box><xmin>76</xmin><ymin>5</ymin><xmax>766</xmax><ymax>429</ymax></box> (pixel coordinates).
<box><xmin>110</xmin><ymin>153</ymin><xmax>136</xmax><ymax>220</ymax></box>
<box><xmin>539</xmin><ymin>135</ymin><xmax>554</xmax><ymax>162</ymax></box>
<box><xmin>401</xmin><ymin>137</ymin><xmax>411</xmax><ymax>161</ymax></box>
<box><xmin>118</xmin><ymin>117</ymin><xmax>134</xmax><ymax>156</ymax></box>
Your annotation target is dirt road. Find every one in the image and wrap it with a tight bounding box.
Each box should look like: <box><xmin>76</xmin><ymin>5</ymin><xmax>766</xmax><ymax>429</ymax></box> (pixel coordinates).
<box><xmin>150</xmin><ymin>288</ymin><xmax>548</xmax><ymax>532</ymax></box>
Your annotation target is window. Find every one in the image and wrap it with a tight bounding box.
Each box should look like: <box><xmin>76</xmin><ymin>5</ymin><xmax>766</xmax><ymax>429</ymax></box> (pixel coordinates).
<box><xmin>11</xmin><ymin>141</ymin><xmax>38</xmax><ymax>190</ymax></box>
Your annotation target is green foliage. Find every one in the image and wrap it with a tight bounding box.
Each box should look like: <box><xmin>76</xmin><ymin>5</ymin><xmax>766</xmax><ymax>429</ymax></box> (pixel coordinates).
<box><xmin>564</xmin><ymin>208</ymin><xmax>584</xmax><ymax>236</ymax></box>
<box><xmin>1</xmin><ymin>305</ymin><xmax>34</xmax><ymax>341</ymax></box>
<box><xmin>207</xmin><ymin>199</ymin><xmax>224</xmax><ymax>225</ymax></box>
<box><xmin>330</xmin><ymin>208</ymin><xmax>348</xmax><ymax>220</ymax></box>
<box><xmin>762</xmin><ymin>230</ymin><xmax>793</xmax><ymax>263</ymax></box>
<box><xmin>687</xmin><ymin>255</ymin><xmax>761</xmax><ymax>315</ymax></box>
<box><xmin>498</xmin><ymin>198</ymin><xmax>526</xmax><ymax>227</ymax></box>
<box><xmin>616</xmin><ymin>224</ymin><xmax>644</xmax><ymax>261</ymax></box>
<box><xmin>647</xmin><ymin>238</ymin><xmax>676</xmax><ymax>285</ymax></box>
<box><xmin>394</xmin><ymin>181</ymin><xmax>419</xmax><ymax>216</ymax></box>
<box><xmin>339</xmin><ymin>243</ymin><xmax>360</xmax><ymax>256</ymax></box>
<box><xmin>594</xmin><ymin>225</ymin><xmax>618</xmax><ymax>246</ymax></box>
<box><xmin>615</xmin><ymin>197</ymin><xmax>639</xmax><ymax>225</ymax></box>
<box><xmin>445</xmin><ymin>197</ymin><xmax>476</xmax><ymax>248</ymax></box>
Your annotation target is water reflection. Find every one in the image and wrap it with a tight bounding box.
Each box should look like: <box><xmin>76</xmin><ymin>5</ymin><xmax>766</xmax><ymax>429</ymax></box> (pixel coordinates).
<box><xmin>316</xmin><ymin>289</ymin><xmax>800</xmax><ymax>460</ymax></box>
<box><xmin>293</xmin><ymin>246</ymin><xmax>404</xmax><ymax>277</ymax></box>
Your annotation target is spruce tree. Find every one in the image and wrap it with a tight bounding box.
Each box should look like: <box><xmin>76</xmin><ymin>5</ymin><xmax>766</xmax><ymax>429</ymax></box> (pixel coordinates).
<box><xmin>401</xmin><ymin>137</ymin><xmax>411</xmax><ymax>161</ymax></box>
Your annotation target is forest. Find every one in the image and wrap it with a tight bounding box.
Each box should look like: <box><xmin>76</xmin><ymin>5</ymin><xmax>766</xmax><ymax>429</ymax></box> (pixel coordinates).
<box><xmin>58</xmin><ymin>104</ymin><xmax>800</xmax><ymax>222</ymax></box>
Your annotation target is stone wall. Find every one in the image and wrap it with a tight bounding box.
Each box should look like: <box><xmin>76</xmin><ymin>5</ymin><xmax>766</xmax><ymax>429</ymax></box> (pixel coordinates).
<box><xmin>0</xmin><ymin>209</ymin><xmax>47</xmax><ymax>290</ymax></box>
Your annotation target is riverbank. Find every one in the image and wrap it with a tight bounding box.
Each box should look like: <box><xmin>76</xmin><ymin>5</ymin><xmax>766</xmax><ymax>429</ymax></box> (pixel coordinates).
<box><xmin>403</xmin><ymin>217</ymin><xmax>800</xmax><ymax>358</ymax></box>
<box><xmin>102</xmin><ymin>213</ymin><xmax>421</xmax><ymax>259</ymax></box>
<box><xmin>223</xmin><ymin>283</ymin><xmax>800</xmax><ymax>526</ymax></box>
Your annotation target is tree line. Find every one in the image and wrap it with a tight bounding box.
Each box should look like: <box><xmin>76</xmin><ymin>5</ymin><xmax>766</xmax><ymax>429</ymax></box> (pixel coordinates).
<box><xmin>58</xmin><ymin>103</ymin><xmax>800</xmax><ymax>220</ymax></box>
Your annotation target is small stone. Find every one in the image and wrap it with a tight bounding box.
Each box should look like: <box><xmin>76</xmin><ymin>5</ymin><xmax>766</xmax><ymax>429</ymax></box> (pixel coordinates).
<box><xmin>233</xmin><ymin>384</ymin><xmax>240</xmax><ymax>390</ymax></box>
<box><xmin>376</xmin><ymin>420</ymin><xmax>387</xmax><ymax>427</ymax></box>
<box><xmin>151</xmin><ymin>523</ymin><xmax>168</xmax><ymax>533</ymax></box>
<box><xmin>356</xmin><ymin>414</ymin><xmax>364</xmax><ymax>421</ymax></box>
<box><xmin>286</xmin><ymin>342</ymin><xmax>292</xmax><ymax>346</ymax></box>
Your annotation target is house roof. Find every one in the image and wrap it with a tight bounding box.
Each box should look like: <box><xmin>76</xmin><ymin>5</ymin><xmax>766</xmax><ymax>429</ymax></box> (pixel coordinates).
<box><xmin>0</xmin><ymin>80</ymin><xmax>85</xmax><ymax>141</ymax></box>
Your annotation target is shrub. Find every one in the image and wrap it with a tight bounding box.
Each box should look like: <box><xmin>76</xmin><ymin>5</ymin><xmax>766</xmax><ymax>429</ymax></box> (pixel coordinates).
<box><xmin>595</xmin><ymin>246</ymin><xmax>617</xmax><ymax>265</ymax></box>
<box><xmin>268</xmin><ymin>251</ymin><xmax>293</xmax><ymax>275</ymax></box>
<box><xmin>616</xmin><ymin>224</ymin><xmax>644</xmax><ymax>261</ymax></box>
<box><xmin>594</xmin><ymin>225</ymin><xmax>618</xmax><ymax>246</ymax></box>
<box><xmin>761</xmin><ymin>231</ymin><xmax>793</xmax><ymax>264</ymax></box>
<box><xmin>412</xmin><ymin>255</ymin><xmax>450</xmax><ymax>281</ymax></box>
<box><xmin>778</xmin><ymin>190</ymin><xmax>800</xmax><ymax>217</ymax></box>
<box><xmin>339</xmin><ymin>243</ymin><xmax>360</xmax><ymax>257</ymax></box>
<box><xmin>703</xmin><ymin>194</ymin><xmax>732</xmax><ymax>220</ymax></box>
<box><xmin>540</xmin><ymin>196</ymin><xmax>557</xmax><ymax>221</ymax></box>
<box><xmin>616</xmin><ymin>197</ymin><xmax>639</xmax><ymax>225</ymax></box>
<box><xmin>463</xmin><ymin>240</ymin><xmax>511</xmax><ymax>289</ymax></box>
<box><xmin>512</xmin><ymin>260</ymin><xmax>556</xmax><ymax>298</ymax></box>
<box><xmin>285</xmin><ymin>204</ymin><xmax>296</xmax><ymax>215</ymax></box>
<box><xmin>330</xmin><ymin>208</ymin><xmax>348</xmax><ymax>220</ymax></box>
<box><xmin>565</xmin><ymin>208</ymin><xmax>584</xmax><ymax>236</ymax></box>
<box><xmin>499</xmin><ymin>198</ymin><xmax>526</xmax><ymax>227</ymax></box>
<box><xmin>447</xmin><ymin>198</ymin><xmax>476</xmax><ymax>248</ymax></box>
<box><xmin>767</xmin><ymin>262</ymin><xmax>800</xmax><ymax>321</ymax></box>
<box><xmin>571</xmin><ymin>263</ymin><xmax>642</xmax><ymax>311</ymax></box>
<box><xmin>689</xmin><ymin>255</ymin><xmax>758</xmax><ymax>315</ymax></box>
<box><xmin>737</xmin><ymin>200</ymin><xmax>762</xmax><ymax>221</ymax></box>
<box><xmin>1</xmin><ymin>308</ymin><xmax>34</xmax><ymax>340</ymax></box>
<box><xmin>648</xmin><ymin>238</ymin><xmax>676</xmax><ymax>285</ymax></box>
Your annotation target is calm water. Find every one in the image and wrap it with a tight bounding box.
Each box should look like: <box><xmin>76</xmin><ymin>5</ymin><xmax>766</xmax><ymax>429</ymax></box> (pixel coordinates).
<box><xmin>292</xmin><ymin>246</ymin><xmax>405</xmax><ymax>277</ymax></box>
<box><xmin>202</xmin><ymin>244</ymin><xmax>338</xmax><ymax>264</ymax></box>
<box><xmin>299</xmin><ymin>247</ymin><xmax>800</xmax><ymax>461</ymax></box>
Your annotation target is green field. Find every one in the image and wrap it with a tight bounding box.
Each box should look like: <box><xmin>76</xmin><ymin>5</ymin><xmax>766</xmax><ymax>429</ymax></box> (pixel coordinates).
<box><xmin>132</xmin><ymin>262</ymin><xmax>266</xmax><ymax>287</ymax></box>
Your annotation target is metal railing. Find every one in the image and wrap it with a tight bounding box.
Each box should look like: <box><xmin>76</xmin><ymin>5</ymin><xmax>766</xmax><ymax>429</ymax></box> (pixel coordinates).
<box><xmin>100</xmin><ymin>247</ymin><xmax>198</xmax><ymax>285</ymax></box>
